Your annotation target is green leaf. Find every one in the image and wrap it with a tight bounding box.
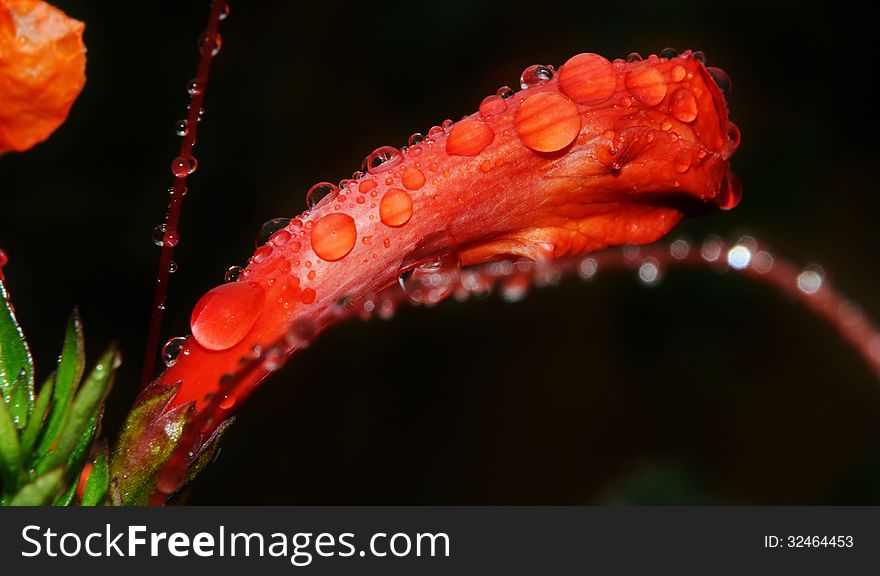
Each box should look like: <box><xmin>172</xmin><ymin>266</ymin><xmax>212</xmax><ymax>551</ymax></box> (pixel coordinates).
<box><xmin>0</xmin><ymin>392</ymin><xmax>22</xmax><ymax>494</ymax></box>
<box><xmin>8</xmin><ymin>371</ymin><xmax>32</xmax><ymax>429</ymax></box>
<box><xmin>36</xmin><ymin>345</ymin><xmax>115</xmax><ymax>474</ymax></box>
<box><xmin>8</xmin><ymin>469</ymin><xmax>64</xmax><ymax>506</ymax></box>
<box><xmin>0</xmin><ymin>279</ymin><xmax>34</xmax><ymax>413</ymax></box>
<box><xmin>18</xmin><ymin>374</ymin><xmax>54</xmax><ymax>461</ymax></box>
<box><xmin>35</xmin><ymin>310</ymin><xmax>85</xmax><ymax>459</ymax></box>
<box><xmin>81</xmin><ymin>448</ymin><xmax>109</xmax><ymax>506</ymax></box>
<box><xmin>110</xmin><ymin>384</ymin><xmax>191</xmax><ymax>505</ymax></box>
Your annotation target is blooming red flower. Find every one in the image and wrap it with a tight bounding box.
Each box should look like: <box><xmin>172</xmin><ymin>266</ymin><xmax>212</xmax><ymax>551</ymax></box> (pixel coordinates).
<box><xmin>0</xmin><ymin>0</ymin><xmax>85</xmax><ymax>153</ymax></box>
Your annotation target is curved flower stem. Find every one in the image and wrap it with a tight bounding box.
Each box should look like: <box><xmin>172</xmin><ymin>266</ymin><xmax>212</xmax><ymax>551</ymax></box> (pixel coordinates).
<box><xmin>140</xmin><ymin>0</ymin><xmax>228</xmax><ymax>390</ymax></box>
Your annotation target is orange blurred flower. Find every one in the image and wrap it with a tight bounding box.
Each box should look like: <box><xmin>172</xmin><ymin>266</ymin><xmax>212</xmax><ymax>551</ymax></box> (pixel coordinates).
<box><xmin>0</xmin><ymin>0</ymin><xmax>85</xmax><ymax>153</ymax></box>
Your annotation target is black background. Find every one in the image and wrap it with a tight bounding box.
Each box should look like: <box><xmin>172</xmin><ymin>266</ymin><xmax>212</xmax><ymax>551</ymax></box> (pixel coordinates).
<box><xmin>1</xmin><ymin>1</ymin><xmax>879</xmax><ymax>504</ymax></box>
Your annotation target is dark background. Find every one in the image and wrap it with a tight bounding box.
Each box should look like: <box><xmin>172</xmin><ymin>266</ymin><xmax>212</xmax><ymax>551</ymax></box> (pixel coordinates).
<box><xmin>1</xmin><ymin>0</ymin><xmax>879</xmax><ymax>504</ymax></box>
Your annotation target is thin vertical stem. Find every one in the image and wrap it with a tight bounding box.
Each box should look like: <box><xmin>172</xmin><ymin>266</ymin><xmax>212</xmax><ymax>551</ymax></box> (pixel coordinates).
<box><xmin>140</xmin><ymin>1</ymin><xmax>228</xmax><ymax>390</ymax></box>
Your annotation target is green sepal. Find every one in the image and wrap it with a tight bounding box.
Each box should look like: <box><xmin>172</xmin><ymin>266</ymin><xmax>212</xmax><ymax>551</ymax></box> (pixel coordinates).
<box><xmin>9</xmin><ymin>468</ymin><xmax>64</xmax><ymax>506</ymax></box>
<box><xmin>186</xmin><ymin>416</ymin><xmax>235</xmax><ymax>484</ymax></box>
<box><xmin>36</xmin><ymin>344</ymin><xmax>116</xmax><ymax>474</ymax></box>
<box><xmin>80</xmin><ymin>446</ymin><xmax>109</xmax><ymax>506</ymax></box>
<box><xmin>18</xmin><ymin>373</ymin><xmax>54</xmax><ymax>462</ymax></box>
<box><xmin>35</xmin><ymin>310</ymin><xmax>85</xmax><ymax>459</ymax></box>
<box><xmin>110</xmin><ymin>383</ymin><xmax>192</xmax><ymax>505</ymax></box>
<box><xmin>0</xmin><ymin>391</ymin><xmax>22</xmax><ymax>495</ymax></box>
<box><xmin>0</xmin><ymin>278</ymin><xmax>34</xmax><ymax>412</ymax></box>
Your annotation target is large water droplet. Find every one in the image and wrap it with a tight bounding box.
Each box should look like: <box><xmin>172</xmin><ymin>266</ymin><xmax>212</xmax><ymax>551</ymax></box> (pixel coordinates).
<box><xmin>514</xmin><ymin>92</ymin><xmax>581</xmax><ymax>153</ymax></box>
<box><xmin>306</xmin><ymin>182</ymin><xmax>339</xmax><ymax>210</ymax></box>
<box><xmin>362</xmin><ymin>146</ymin><xmax>403</xmax><ymax>175</ymax></box>
<box><xmin>558</xmin><ymin>52</ymin><xmax>616</xmax><ymax>105</ymax></box>
<box><xmin>257</xmin><ymin>217</ymin><xmax>291</xmax><ymax>246</ymax></box>
<box><xmin>162</xmin><ymin>336</ymin><xmax>188</xmax><ymax>367</ymax></box>
<box><xmin>717</xmin><ymin>172</ymin><xmax>743</xmax><ymax>211</ymax></box>
<box><xmin>519</xmin><ymin>64</ymin><xmax>554</xmax><ymax>89</ymax></box>
<box><xmin>398</xmin><ymin>231</ymin><xmax>461</xmax><ymax>305</ymax></box>
<box><xmin>722</xmin><ymin>121</ymin><xmax>741</xmax><ymax>159</ymax></box>
<box><xmin>407</xmin><ymin>133</ymin><xmax>425</xmax><ymax>147</ymax></box>
<box><xmin>660</xmin><ymin>47</ymin><xmax>678</xmax><ymax>59</ymax></box>
<box><xmin>446</xmin><ymin>118</ymin><xmax>495</xmax><ymax>156</ymax></box>
<box><xmin>669</xmin><ymin>88</ymin><xmax>698</xmax><ymax>123</ymax></box>
<box><xmin>379</xmin><ymin>188</ymin><xmax>414</xmax><ymax>227</ymax></box>
<box><xmin>625</xmin><ymin>66</ymin><xmax>667</xmax><ymax>106</ymax></box>
<box><xmin>479</xmin><ymin>94</ymin><xmax>507</xmax><ymax>118</ymax></box>
<box><xmin>310</xmin><ymin>213</ymin><xmax>357</xmax><ymax>261</ymax></box>
<box><xmin>171</xmin><ymin>155</ymin><xmax>197</xmax><ymax>177</ymax></box>
<box><xmin>707</xmin><ymin>66</ymin><xmax>731</xmax><ymax>98</ymax></box>
<box><xmin>190</xmin><ymin>281</ymin><xmax>265</xmax><ymax>351</ymax></box>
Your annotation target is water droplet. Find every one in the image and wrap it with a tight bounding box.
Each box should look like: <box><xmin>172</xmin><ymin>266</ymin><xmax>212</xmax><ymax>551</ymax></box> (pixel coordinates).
<box><xmin>398</xmin><ymin>231</ymin><xmax>461</xmax><ymax>305</ymax></box>
<box><xmin>379</xmin><ymin>188</ymin><xmax>414</xmax><ymax>227</ymax></box>
<box><xmin>187</xmin><ymin>79</ymin><xmax>202</xmax><ymax>97</ymax></box>
<box><xmin>263</xmin><ymin>346</ymin><xmax>284</xmax><ymax>372</ymax></box>
<box><xmin>558</xmin><ymin>52</ymin><xmax>616</xmax><ymax>105</ymax></box>
<box><xmin>401</xmin><ymin>167</ymin><xmax>426</xmax><ymax>190</ymax></box>
<box><xmin>407</xmin><ymin>133</ymin><xmax>425</xmax><ymax>147</ymax></box>
<box><xmin>224</xmin><ymin>265</ymin><xmax>244</xmax><ymax>282</ymax></box>
<box><xmin>707</xmin><ymin>66</ymin><xmax>731</xmax><ymax>98</ymax></box>
<box><xmin>199</xmin><ymin>32</ymin><xmax>222</xmax><ymax>57</ymax></box>
<box><xmin>626</xmin><ymin>52</ymin><xmax>643</xmax><ymax>63</ymax></box>
<box><xmin>670</xmin><ymin>239</ymin><xmax>690</xmax><ymax>259</ymax></box>
<box><xmin>257</xmin><ymin>217</ymin><xmax>291</xmax><ymax>246</ymax></box>
<box><xmin>362</xmin><ymin>146</ymin><xmax>403</xmax><ymax>175</ymax></box>
<box><xmin>693</xmin><ymin>51</ymin><xmax>707</xmax><ymax>64</ymax></box>
<box><xmin>501</xmin><ymin>274</ymin><xmax>530</xmax><ymax>302</ymax></box>
<box><xmin>441</xmin><ymin>119</ymin><xmax>454</xmax><ymax>131</ymax></box>
<box><xmin>519</xmin><ymin>64</ymin><xmax>554</xmax><ymax>89</ymax></box>
<box><xmin>310</xmin><ymin>213</ymin><xmax>357</xmax><ymax>261</ymax></box>
<box><xmin>479</xmin><ymin>94</ymin><xmax>508</xmax><ymax>118</ymax></box>
<box><xmin>218</xmin><ymin>1</ymin><xmax>230</xmax><ymax>20</ymax></box>
<box><xmin>670</xmin><ymin>88</ymin><xmax>698</xmax><ymax>123</ymax></box>
<box><xmin>175</xmin><ymin>119</ymin><xmax>189</xmax><ymax>136</ymax></box>
<box><xmin>152</xmin><ymin>224</ymin><xmax>167</xmax><ymax>246</ymax></box>
<box><xmin>171</xmin><ymin>155</ymin><xmax>197</xmax><ymax>177</ymax></box>
<box><xmin>191</xmin><ymin>281</ymin><xmax>265</xmax><ymax>351</ymax></box>
<box><xmin>701</xmin><ymin>236</ymin><xmax>723</xmax><ymax>262</ymax></box>
<box><xmin>660</xmin><ymin>47</ymin><xmax>678</xmax><ymax>59</ymax></box>
<box><xmin>722</xmin><ymin>121</ymin><xmax>741</xmax><ymax>158</ymax></box>
<box><xmin>671</xmin><ymin>65</ymin><xmax>687</xmax><ymax>83</ymax></box>
<box><xmin>168</xmin><ymin>260</ymin><xmax>178</xmax><ymax>273</ymax></box>
<box><xmin>514</xmin><ymin>92</ymin><xmax>581</xmax><ymax>153</ymax></box>
<box><xmin>306</xmin><ymin>182</ymin><xmax>339</xmax><ymax>210</ymax></box>
<box><xmin>625</xmin><ymin>66</ymin><xmax>667</xmax><ymax>106</ymax></box>
<box><xmin>638</xmin><ymin>258</ymin><xmax>661</xmax><ymax>285</ymax></box>
<box><xmin>446</xmin><ymin>118</ymin><xmax>495</xmax><ymax>156</ymax></box>
<box><xmin>162</xmin><ymin>336</ymin><xmax>188</xmax><ymax>367</ymax></box>
<box><xmin>496</xmin><ymin>86</ymin><xmax>515</xmax><ymax>99</ymax></box>
<box><xmin>726</xmin><ymin>244</ymin><xmax>752</xmax><ymax>269</ymax></box>
<box><xmin>673</xmin><ymin>150</ymin><xmax>692</xmax><ymax>173</ymax></box>
<box><xmin>717</xmin><ymin>172</ymin><xmax>743</xmax><ymax>211</ymax></box>
<box><xmin>797</xmin><ymin>265</ymin><xmax>824</xmax><ymax>295</ymax></box>
<box><xmin>578</xmin><ymin>257</ymin><xmax>598</xmax><ymax>280</ymax></box>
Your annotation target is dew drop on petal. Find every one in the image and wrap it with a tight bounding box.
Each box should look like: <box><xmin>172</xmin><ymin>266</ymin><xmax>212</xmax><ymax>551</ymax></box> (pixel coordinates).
<box><xmin>162</xmin><ymin>336</ymin><xmax>188</xmax><ymax>367</ymax></box>
<box><xmin>306</xmin><ymin>182</ymin><xmax>339</xmax><ymax>210</ymax></box>
<box><xmin>363</xmin><ymin>146</ymin><xmax>403</xmax><ymax>175</ymax></box>
<box><xmin>707</xmin><ymin>66</ymin><xmax>731</xmax><ymax>98</ymax></box>
<box><xmin>446</xmin><ymin>118</ymin><xmax>495</xmax><ymax>156</ymax></box>
<box><xmin>558</xmin><ymin>53</ymin><xmax>616</xmax><ymax>105</ymax></box>
<box><xmin>175</xmin><ymin>119</ymin><xmax>189</xmax><ymax>136</ymax></box>
<box><xmin>257</xmin><ymin>217</ymin><xmax>291</xmax><ymax>246</ymax></box>
<box><xmin>514</xmin><ymin>92</ymin><xmax>581</xmax><ymax>153</ymax></box>
<box><xmin>224</xmin><ymin>265</ymin><xmax>244</xmax><ymax>282</ymax></box>
<box><xmin>717</xmin><ymin>172</ymin><xmax>743</xmax><ymax>210</ymax></box>
<box><xmin>670</xmin><ymin>88</ymin><xmax>698</xmax><ymax>123</ymax></box>
<box><xmin>519</xmin><ymin>64</ymin><xmax>554</xmax><ymax>89</ymax></box>
<box><xmin>401</xmin><ymin>167</ymin><xmax>426</xmax><ymax>190</ymax></box>
<box><xmin>398</xmin><ymin>231</ymin><xmax>461</xmax><ymax>305</ymax></box>
<box><xmin>379</xmin><ymin>188</ymin><xmax>414</xmax><ymax>227</ymax></box>
<box><xmin>310</xmin><ymin>213</ymin><xmax>357</xmax><ymax>261</ymax></box>
<box><xmin>190</xmin><ymin>281</ymin><xmax>265</xmax><ymax>351</ymax></box>
<box><xmin>496</xmin><ymin>86</ymin><xmax>514</xmax><ymax>99</ymax></box>
<box><xmin>479</xmin><ymin>94</ymin><xmax>508</xmax><ymax>118</ymax></box>
<box><xmin>625</xmin><ymin>66</ymin><xmax>667</xmax><ymax>106</ymax></box>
